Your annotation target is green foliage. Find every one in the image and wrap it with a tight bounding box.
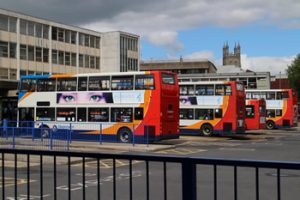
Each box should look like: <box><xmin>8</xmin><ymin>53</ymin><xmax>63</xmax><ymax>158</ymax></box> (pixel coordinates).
<box><xmin>286</xmin><ymin>54</ymin><xmax>300</xmax><ymax>92</ymax></box>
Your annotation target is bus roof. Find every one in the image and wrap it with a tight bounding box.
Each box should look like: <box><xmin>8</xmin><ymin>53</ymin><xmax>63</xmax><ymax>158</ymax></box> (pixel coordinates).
<box><xmin>245</xmin><ymin>89</ymin><xmax>292</xmax><ymax>92</ymax></box>
<box><xmin>179</xmin><ymin>81</ymin><xmax>234</xmax><ymax>85</ymax></box>
<box><xmin>20</xmin><ymin>71</ymin><xmax>173</xmax><ymax>79</ymax></box>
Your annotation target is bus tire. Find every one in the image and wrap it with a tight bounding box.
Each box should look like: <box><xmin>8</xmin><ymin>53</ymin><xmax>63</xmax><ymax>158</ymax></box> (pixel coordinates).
<box><xmin>117</xmin><ymin>127</ymin><xmax>132</xmax><ymax>143</ymax></box>
<box><xmin>266</xmin><ymin>120</ymin><xmax>275</xmax><ymax>130</ymax></box>
<box><xmin>40</xmin><ymin>125</ymin><xmax>50</xmax><ymax>138</ymax></box>
<box><xmin>200</xmin><ymin>124</ymin><xmax>214</xmax><ymax>136</ymax></box>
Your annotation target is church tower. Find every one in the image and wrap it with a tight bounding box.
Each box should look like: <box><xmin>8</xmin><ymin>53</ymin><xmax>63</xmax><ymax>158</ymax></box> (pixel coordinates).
<box><xmin>223</xmin><ymin>42</ymin><xmax>241</xmax><ymax>68</ymax></box>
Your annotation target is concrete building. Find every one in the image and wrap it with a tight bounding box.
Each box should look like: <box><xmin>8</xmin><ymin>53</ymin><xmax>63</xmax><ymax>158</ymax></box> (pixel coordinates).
<box><xmin>140</xmin><ymin>58</ymin><xmax>217</xmax><ymax>74</ymax></box>
<box><xmin>0</xmin><ymin>8</ymin><xmax>139</xmax><ymax>121</ymax></box>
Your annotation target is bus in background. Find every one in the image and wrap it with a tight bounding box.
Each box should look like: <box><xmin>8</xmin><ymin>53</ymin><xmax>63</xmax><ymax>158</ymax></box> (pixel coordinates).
<box><xmin>17</xmin><ymin>71</ymin><xmax>179</xmax><ymax>143</ymax></box>
<box><xmin>179</xmin><ymin>81</ymin><xmax>245</xmax><ymax>136</ymax></box>
<box><xmin>245</xmin><ymin>99</ymin><xmax>266</xmax><ymax>130</ymax></box>
<box><xmin>246</xmin><ymin>89</ymin><xmax>298</xmax><ymax>129</ymax></box>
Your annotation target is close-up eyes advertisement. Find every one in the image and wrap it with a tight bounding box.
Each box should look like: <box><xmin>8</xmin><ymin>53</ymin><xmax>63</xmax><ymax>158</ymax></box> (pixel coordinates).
<box><xmin>57</xmin><ymin>92</ymin><xmax>113</xmax><ymax>104</ymax></box>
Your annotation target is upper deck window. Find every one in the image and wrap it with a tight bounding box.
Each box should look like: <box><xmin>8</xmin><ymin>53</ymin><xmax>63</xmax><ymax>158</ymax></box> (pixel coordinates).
<box><xmin>135</xmin><ymin>75</ymin><xmax>155</xmax><ymax>90</ymax></box>
<box><xmin>195</xmin><ymin>85</ymin><xmax>214</xmax><ymax>95</ymax></box>
<box><xmin>20</xmin><ymin>78</ymin><xmax>36</xmax><ymax>92</ymax></box>
<box><xmin>111</xmin><ymin>76</ymin><xmax>133</xmax><ymax>90</ymax></box>
<box><xmin>180</xmin><ymin>85</ymin><xmax>194</xmax><ymax>95</ymax></box>
<box><xmin>276</xmin><ymin>92</ymin><xmax>289</xmax><ymax>99</ymax></box>
<box><xmin>88</xmin><ymin>76</ymin><xmax>110</xmax><ymax>91</ymax></box>
<box><xmin>215</xmin><ymin>84</ymin><xmax>232</xmax><ymax>96</ymax></box>
<box><xmin>37</xmin><ymin>78</ymin><xmax>56</xmax><ymax>91</ymax></box>
<box><xmin>57</xmin><ymin>78</ymin><xmax>77</xmax><ymax>91</ymax></box>
<box><xmin>162</xmin><ymin>73</ymin><xmax>175</xmax><ymax>85</ymax></box>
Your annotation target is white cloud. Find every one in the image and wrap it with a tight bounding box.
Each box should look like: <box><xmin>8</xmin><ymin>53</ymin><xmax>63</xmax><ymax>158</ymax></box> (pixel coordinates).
<box><xmin>241</xmin><ymin>54</ymin><xmax>295</xmax><ymax>75</ymax></box>
<box><xmin>184</xmin><ymin>51</ymin><xmax>215</xmax><ymax>60</ymax></box>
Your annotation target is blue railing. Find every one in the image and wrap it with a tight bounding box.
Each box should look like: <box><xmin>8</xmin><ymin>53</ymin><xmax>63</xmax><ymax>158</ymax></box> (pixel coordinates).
<box><xmin>1</xmin><ymin>148</ymin><xmax>300</xmax><ymax>200</ymax></box>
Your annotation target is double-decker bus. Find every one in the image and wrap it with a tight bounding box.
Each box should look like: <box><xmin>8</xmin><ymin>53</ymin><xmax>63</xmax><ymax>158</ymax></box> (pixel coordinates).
<box><xmin>245</xmin><ymin>99</ymin><xmax>266</xmax><ymax>130</ymax></box>
<box><xmin>17</xmin><ymin>71</ymin><xmax>179</xmax><ymax>143</ymax></box>
<box><xmin>246</xmin><ymin>89</ymin><xmax>298</xmax><ymax>129</ymax></box>
<box><xmin>179</xmin><ymin>81</ymin><xmax>245</xmax><ymax>136</ymax></box>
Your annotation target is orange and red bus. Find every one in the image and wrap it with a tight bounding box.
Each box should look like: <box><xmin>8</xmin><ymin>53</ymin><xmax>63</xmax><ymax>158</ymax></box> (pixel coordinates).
<box><xmin>245</xmin><ymin>99</ymin><xmax>266</xmax><ymax>130</ymax></box>
<box><xmin>17</xmin><ymin>71</ymin><xmax>179</xmax><ymax>143</ymax></box>
<box><xmin>179</xmin><ymin>81</ymin><xmax>245</xmax><ymax>136</ymax></box>
<box><xmin>246</xmin><ymin>89</ymin><xmax>298</xmax><ymax>129</ymax></box>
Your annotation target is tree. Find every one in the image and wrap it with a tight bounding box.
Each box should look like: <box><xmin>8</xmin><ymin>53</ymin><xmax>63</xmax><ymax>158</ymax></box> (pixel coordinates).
<box><xmin>286</xmin><ymin>54</ymin><xmax>300</xmax><ymax>92</ymax></box>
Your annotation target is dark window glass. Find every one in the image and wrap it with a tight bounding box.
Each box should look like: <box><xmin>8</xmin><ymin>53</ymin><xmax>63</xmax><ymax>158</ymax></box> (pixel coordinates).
<box><xmin>57</xmin><ymin>108</ymin><xmax>76</xmax><ymax>122</ymax></box>
<box><xmin>65</xmin><ymin>52</ymin><xmax>70</xmax><ymax>65</ymax></box>
<box><xmin>179</xmin><ymin>85</ymin><xmax>194</xmax><ymax>95</ymax></box>
<box><xmin>96</xmin><ymin>57</ymin><xmax>100</xmax><ymax>69</ymax></box>
<box><xmin>9</xmin><ymin>17</ymin><xmax>17</xmax><ymax>33</ymax></box>
<box><xmin>0</xmin><ymin>14</ymin><xmax>8</xmax><ymax>31</ymax></box>
<box><xmin>58</xmin><ymin>51</ymin><xmax>64</xmax><ymax>65</ymax></box>
<box><xmin>77</xmin><ymin>108</ymin><xmax>87</xmax><ymax>122</ymax></box>
<box><xmin>134</xmin><ymin>108</ymin><xmax>144</xmax><ymax>120</ymax></box>
<box><xmin>162</xmin><ymin>73</ymin><xmax>175</xmax><ymax>85</ymax></box>
<box><xmin>52</xmin><ymin>50</ymin><xmax>58</xmax><ymax>64</ymax></box>
<box><xmin>0</xmin><ymin>41</ymin><xmax>8</xmax><ymax>57</ymax></box>
<box><xmin>180</xmin><ymin>109</ymin><xmax>194</xmax><ymax>119</ymax></box>
<box><xmin>27</xmin><ymin>22</ymin><xmax>34</xmax><ymax>36</ymax></box>
<box><xmin>90</xmin><ymin>56</ymin><xmax>95</xmax><ymax>68</ymax></box>
<box><xmin>195</xmin><ymin>109</ymin><xmax>214</xmax><ymax>120</ymax></box>
<box><xmin>43</xmin><ymin>48</ymin><xmax>49</xmax><ymax>63</ymax></box>
<box><xmin>215</xmin><ymin>109</ymin><xmax>223</xmax><ymax>118</ymax></box>
<box><xmin>79</xmin><ymin>54</ymin><xmax>84</xmax><ymax>67</ymax></box>
<box><xmin>88</xmin><ymin>76</ymin><xmax>110</xmax><ymax>91</ymax></box>
<box><xmin>111</xmin><ymin>76</ymin><xmax>133</xmax><ymax>90</ymax></box>
<box><xmin>36</xmin><ymin>108</ymin><xmax>55</xmax><ymax>121</ymax></box>
<box><xmin>21</xmin><ymin>78</ymin><xmax>36</xmax><ymax>92</ymax></box>
<box><xmin>27</xmin><ymin>46</ymin><xmax>34</xmax><ymax>61</ymax></box>
<box><xmin>111</xmin><ymin>108</ymin><xmax>133</xmax><ymax>122</ymax></box>
<box><xmin>57</xmin><ymin>78</ymin><xmax>77</xmax><ymax>91</ymax></box>
<box><xmin>246</xmin><ymin>105</ymin><xmax>255</xmax><ymax>118</ymax></box>
<box><xmin>85</xmin><ymin>34</ymin><xmax>90</xmax><ymax>46</ymax></box>
<box><xmin>276</xmin><ymin>109</ymin><xmax>282</xmax><ymax>116</ymax></box>
<box><xmin>195</xmin><ymin>85</ymin><xmax>214</xmax><ymax>95</ymax></box>
<box><xmin>9</xmin><ymin>43</ymin><xmax>16</xmax><ymax>58</ymax></box>
<box><xmin>52</xmin><ymin>27</ymin><xmax>57</xmax><ymax>40</ymax></box>
<box><xmin>85</xmin><ymin>55</ymin><xmax>89</xmax><ymax>68</ymax></box>
<box><xmin>78</xmin><ymin>77</ymin><xmax>88</xmax><ymax>91</ymax></box>
<box><xmin>20</xmin><ymin>20</ymin><xmax>27</xmax><ymax>35</ymax></box>
<box><xmin>35</xmin><ymin>47</ymin><xmax>42</xmax><ymax>62</ymax></box>
<box><xmin>88</xmin><ymin>108</ymin><xmax>109</xmax><ymax>122</ymax></box>
<box><xmin>135</xmin><ymin>75</ymin><xmax>155</xmax><ymax>90</ymax></box>
<box><xmin>35</xmin><ymin>23</ymin><xmax>42</xmax><ymax>38</ymax></box>
<box><xmin>37</xmin><ymin>79</ymin><xmax>56</xmax><ymax>91</ymax></box>
<box><xmin>43</xmin><ymin>25</ymin><xmax>49</xmax><ymax>39</ymax></box>
<box><xmin>65</xmin><ymin>30</ymin><xmax>71</xmax><ymax>43</ymax></box>
<box><xmin>96</xmin><ymin>37</ymin><xmax>100</xmax><ymax>48</ymax></box>
<box><xmin>71</xmin><ymin>53</ymin><xmax>76</xmax><ymax>66</ymax></box>
<box><xmin>276</xmin><ymin>92</ymin><xmax>289</xmax><ymax>99</ymax></box>
<box><xmin>58</xmin><ymin>28</ymin><xmax>64</xmax><ymax>42</ymax></box>
<box><xmin>266</xmin><ymin>92</ymin><xmax>275</xmax><ymax>100</ymax></box>
<box><xmin>71</xmin><ymin>31</ymin><xmax>76</xmax><ymax>44</ymax></box>
<box><xmin>267</xmin><ymin>109</ymin><xmax>275</xmax><ymax>118</ymax></box>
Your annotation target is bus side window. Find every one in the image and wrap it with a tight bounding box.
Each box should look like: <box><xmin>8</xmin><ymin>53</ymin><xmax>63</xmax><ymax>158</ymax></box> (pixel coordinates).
<box><xmin>57</xmin><ymin>78</ymin><xmax>77</xmax><ymax>91</ymax></box>
<box><xmin>267</xmin><ymin>109</ymin><xmax>275</xmax><ymax>118</ymax></box>
<box><xmin>111</xmin><ymin>108</ymin><xmax>133</xmax><ymax>122</ymax></box>
<box><xmin>134</xmin><ymin>108</ymin><xmax>144</xmax><ymax>120</ymax></box>
<box><xmin>111</xmin><ymin>76</ymin><xmax>133</xmax><ymax>90</ymax></box>
<box><xmin>56</xmin><ymin>108</ymin><xmax>76</xmax><ymax>122</ymax></box>
<box><xmin>215</xmin><ymin>109</ymin><xmax>223</xmax><ymax>118</ymax></box>
<box><xmin>78</xmin><ymin>77</ymin><xmax>88</xmax><ymax>91</ymax></box>
<box><xmin>135</xmin><ymin>75</ymin><xmax>154</xmax><ymax>90</ymax></box>
<box><xmin>195</xmin><ymin>109</ymin><xmax>214</xmax><ymax>120</ymax></box>
<box><xmin>180</xmin><ymin>109</ymin><xmax>194</xmax><ymax>119</ymax></box>
<box><xmin>246</xmin><ymin>106</ymin><xmax>255</xmax><ymax>118</ymax></box>
<box><xmin>276</xmin><ymin>109</ymin><xmax>282</xmax><ymax>116</ymax></box>
<box><xmin>77</xmin><ymin>108</ymin><xmax>87</xmax><ymax>122</ymax></box>
<box><xmin>88</xmin><ymin>108</ymin><xmax>109</xmax><ymax>122</ymax></box>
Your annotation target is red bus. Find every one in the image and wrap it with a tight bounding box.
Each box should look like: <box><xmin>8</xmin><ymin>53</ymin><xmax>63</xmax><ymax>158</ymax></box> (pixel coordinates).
<box><xmin>246</xmin><ymin>89</ymin><xmax>298</xmax><ymax>129</ymax></box>
<box><xmin>245</xmin><ymin>99</ymin><xmax>266</xmax><ymax>130</ymax></box>
<box><xmin>18</xmin><ymin>71</ymin><xmax>179</xmax><ymax>143</ymax></box>
<box><xmin>179</xmin><ymin>81</ymin><xmax>245</xmax><ymax>136</ymax></box>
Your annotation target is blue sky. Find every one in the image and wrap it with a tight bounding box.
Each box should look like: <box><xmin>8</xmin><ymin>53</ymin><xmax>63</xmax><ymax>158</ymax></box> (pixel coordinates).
<box><xmin>2</xmin><ymin>0</ymin><xmax>300</xmax><ymax>75</ymax></box>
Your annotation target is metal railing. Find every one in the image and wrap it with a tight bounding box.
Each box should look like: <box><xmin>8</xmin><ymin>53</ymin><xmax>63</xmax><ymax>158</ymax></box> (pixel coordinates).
<box><xmin>1</xmin><ymin>148</ymin><xmax>300</xmax><ymax>200</ymax></box>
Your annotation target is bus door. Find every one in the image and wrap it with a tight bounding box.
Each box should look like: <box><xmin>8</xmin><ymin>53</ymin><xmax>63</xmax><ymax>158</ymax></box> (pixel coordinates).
<box><xmin>18</xmin><ymin>107</ymin><xmax>34</xmax><ymax>127</ymax></box>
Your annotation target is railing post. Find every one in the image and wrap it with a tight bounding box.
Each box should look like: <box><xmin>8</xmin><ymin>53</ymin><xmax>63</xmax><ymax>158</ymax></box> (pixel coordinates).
<box><xmin>182</xmin><ymin>158</ymin><xmax>197</xmax><ymax>200</ymax></box>
<box><xmin>32</xmin><ymin>124</ymin><xmax>35</xmax><ymax>141</ymax></box>
<box><xmin>50</xmin><ymin>129</ymin><xmax>53</xmax><ymax>150</ymax></box>
<box><xmin>3</xmin><ymin>119</ymin><xmax>8</xmax><ymax>140</ymax></box>
<box><xmin>69</xmin><ymin>123</ymin><xmax>72</xmax><ymax>144</ymax></box>
<box><xmin>99</xmin><ymin>123</ymin><xmax>102</xmax><ymax>145</ymax></box>
<box><xmin>41</xmin><ymin>122</ymin><xmax>44</xmax><ymax>142</ymax></box>
<box><xmin>132</xmin><ymin>124</ymin><xmax>135</xmax><ymax>146</ymax></box>
<box><xmin>12</xmin><ymin>128</ymin><xmax>15</xmax><ymax>149</ymax></box>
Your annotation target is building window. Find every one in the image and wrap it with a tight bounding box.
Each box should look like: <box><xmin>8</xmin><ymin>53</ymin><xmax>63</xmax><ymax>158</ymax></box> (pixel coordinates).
<box><xmin>58</xmin><ymin>28</ymin><xmax>64</xmax><ymax>42</ymax></box>
<box><xmin>90</xmin><ymin>56</ymin><xmax>95</xmax><ymax>69</ymax></box>
<box><xmin>85</xmin><ymin>34</ymin><xmax>90</xmax><ymax>47</ymax></box>
<box><xmin>79</xmin><ymin>33</ymin><xmax>85</xmax><ymax>46</ymax></box>
<box><xmin>96</xmin><ymin>37</ymin><xmax>100</xmax><ymax>48</ymax></box>
<box><xmin>52</xmin><ymin>27</ymin><xmax>57</xmax><ymax>40</ymax></box>
<box><xmin>28</xmin><ymin>46</ymin><xmax>34</xmax><ymax>61</ymax></box>
<box><xmin>90</xmin><ymin>36</ymin><xmax>95</xmax><ymax>48</ymax></box>
<box><xmin>71</xmin><ymin>53</ymin><xmax>76</xmax><ymax>66</ymax></box>
<box><xmin>35</xmin><ymin>47</ymin><xmax>42</xmax><ymax>62</ymax></box>
<box><xmin>59</xmin><ymin>51</ymin><xmax>64</xmax><ymax>65</ymax></box>
<box><xmin>43</xmin><ymin>25</ymin><xmax>49</xmax><ymax>39</ymax></box>
<box><xmin>9</xmin><ymin>43</ymin><xmax>16</xmax><ymax>58</ymax></box>
<box><xmin>20</xmin><ymin>20</ymin><xmax>27</xmax><ymax>35</ymax></box>
<box><xmin>85</xmin><ymin>55</ymin><xmax>89</xmax><ymax>68</ymax></box>
<box><xmin>71</xmin><ymin>31</ymin><xmax>76</xmax><ymax>44</ymax></box>
<box><xmin>0</xmin><ymin>41</ymin><xmax>8</xmax><ymax>57</ymax></box>
<box><xmin>35</xmin><ymin>23</ymin><xmax>43</xmax><ymax>38</ymax></box>
<box><xmin>43</xmin><ymin>48</ymin><xmax>49</xmax><ymax>63</ymax></box>
<box><xmin>27</xmin><ymin>21</ymin><xmax>34</xmax><ymax>36</ymax></box>
<box><xmin>0</xmin><ymin>14</ymin><xmax>8</xmax><ymax>31</ymax></box>
<box><xmin>96</xmin><ymin>57</ymin><xmax>100</xmax><ymax>69</ymax></box>
<box><xmin>79</xmin><ymin>54</ymin><xmax>84</xmax><ymax>67</ymax></box>
<box><xmin>65</xmin><ymin>52</ymin><xmax>71</xmax><ymax>66</ymax></box>
<box><xmin>65</xmin><ymin>30</ymin><xmax>71</xmax><ymax>43</ymax></box>
<box><xmin>20</xmin><ymin>45</ymin><xmax>27</xmax><ymax>60</ymax></box>
<box><xmin>9</xmin><ymin>17</ymin><xmax>17</xmax><ymax>33</ymax></box>
<box><xmin>52</xmin><ymin>50</ymin><xmax>58</xmax><ymax>64</ymax></box>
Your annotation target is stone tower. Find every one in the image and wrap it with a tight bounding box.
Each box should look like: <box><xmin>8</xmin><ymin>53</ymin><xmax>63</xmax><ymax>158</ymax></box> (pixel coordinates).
<box><xmin>223</xmin><ymin>42</ymin><xmax>241</xmax><ymax>68</ymax></box>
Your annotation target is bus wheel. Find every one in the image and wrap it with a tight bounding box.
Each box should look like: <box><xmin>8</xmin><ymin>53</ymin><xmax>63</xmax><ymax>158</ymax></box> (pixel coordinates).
<box><xmin>200</xmin><ymin>124</ymin><xmax>213</xmax><ymax>136</ymax></box>
<box><xmin>117</xmin><ymin>127</ymin><xmax>132</xmax><ymax>143</ymax></box>
<box><xmin>40</xmin><ymin>125</ymin><xmax>50</xmax><ymax>138</ymax></box>
<box><xmin>266</xmin><ymin>120</ymin><xmax>275</xmax><ymax>130</ymax></box>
